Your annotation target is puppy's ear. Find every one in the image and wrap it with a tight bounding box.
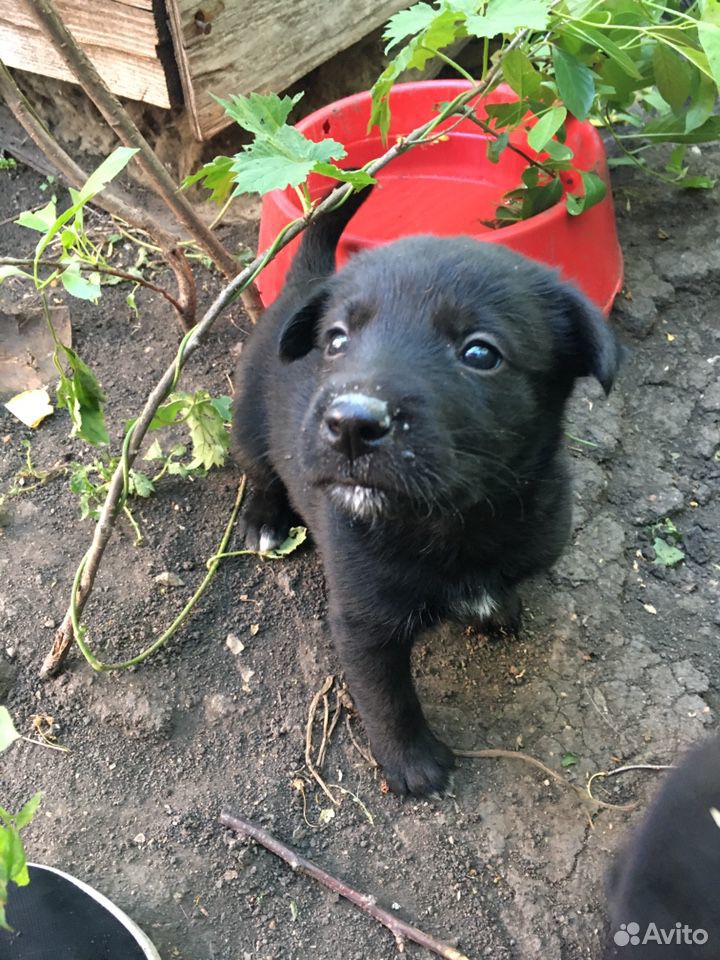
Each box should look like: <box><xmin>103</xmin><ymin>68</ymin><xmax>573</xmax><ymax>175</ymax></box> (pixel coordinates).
<box><xmin>551</xmin><ymin>280</ymin><xmax>624</xmax><ymax>395</ymax></box>
<box><xmin>277</xmin><ymin>288</ymin><xmax>328</xmax><ymax>363</ymax></box>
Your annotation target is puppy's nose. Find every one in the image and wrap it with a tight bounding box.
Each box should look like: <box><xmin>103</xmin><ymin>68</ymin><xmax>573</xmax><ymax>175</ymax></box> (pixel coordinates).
<box><xmin>323</xmin><ymin>393</ymin><xmax>392</xmax><ymax>459</ymax></box>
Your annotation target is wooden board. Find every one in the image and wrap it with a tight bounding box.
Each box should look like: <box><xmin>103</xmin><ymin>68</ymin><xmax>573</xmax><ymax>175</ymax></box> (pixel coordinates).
<box><xmin>166</xmin><ymin>0</ymin><xmax>409</xmax><ymax>140</ymax></box>
<box><xmin>0</xmin><ymin>0</ymin><xmax>172</xmax><ymax>107</ymax></box>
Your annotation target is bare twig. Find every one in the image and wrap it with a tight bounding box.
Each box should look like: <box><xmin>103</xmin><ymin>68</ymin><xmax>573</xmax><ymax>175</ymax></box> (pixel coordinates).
<box><xmin>0</xmin><ymin>59</ymin><xmax>196</xmax><ymax>330</ymax></box>
<box><xmin>587</xmin><ymin>763</ymin><xmax>673</xmax><ymax>804</ymax></box>
<box><xmin>40</xmin><ymin>57</ymin><xmax>521</xmax><ymax>678</ymax></box>
<box><xmin>220</xmin><ymin>811</ymin><xmax>471</xmax><ymax>960</ymax></box>
<box><xmin>454</xmin><ymin>748</ymin><xmax>637</xmax><ymax>812</ymax></box>
<box><xmin>345</xmin><ymin>714</ymin><xmax>378</xmax><ymax>769</ymax></box>
<box><xmin>22</xmin><ymin>0</ymin><xmax>262</xmax><ymax>322</ymax></box>
<box><xmin>464</xmin><ymin>112</ymin><xmax>558</xmax><ymax>175</ymax></box>
<box><xmin>0</xmin><ymin>257</ymin><xmax>184</xmax><ymax>313</ymax></box>
<box><xmin>305</xmin><ymin>675</ymin><xmax>339</xmax><ymax>806</ymax></box>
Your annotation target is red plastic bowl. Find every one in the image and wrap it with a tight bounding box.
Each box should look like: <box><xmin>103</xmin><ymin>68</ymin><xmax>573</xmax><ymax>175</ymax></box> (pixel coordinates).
<box><xmin>257</xmin><ymin>81</ymin><xmax>623</xmax><ymax>314</ymax></box>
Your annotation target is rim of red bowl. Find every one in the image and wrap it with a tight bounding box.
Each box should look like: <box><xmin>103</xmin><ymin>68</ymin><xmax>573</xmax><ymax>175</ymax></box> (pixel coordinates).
<box><xmin>264</xmin><ymin>80</ymin><xmax>623</xmax><ymax>314</ymax></box>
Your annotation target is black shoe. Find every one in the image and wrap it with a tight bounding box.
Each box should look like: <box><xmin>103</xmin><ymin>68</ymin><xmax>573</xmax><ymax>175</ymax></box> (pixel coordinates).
<box><xmin>3</xmin><ymin>863</ymin><xmax>161</xmax><ymax>960</ymax></box>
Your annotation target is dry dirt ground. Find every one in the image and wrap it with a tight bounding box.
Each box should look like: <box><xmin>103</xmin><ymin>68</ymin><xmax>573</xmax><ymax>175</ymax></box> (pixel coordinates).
<box><xmin>1</xmin><ymin>145</ymin><xmax>719</xmax><ymax>960</ymax></box>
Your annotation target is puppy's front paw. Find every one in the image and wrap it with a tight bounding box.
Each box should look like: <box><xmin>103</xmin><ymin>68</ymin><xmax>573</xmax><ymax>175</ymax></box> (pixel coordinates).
<box><xmin>378</xmin><ymin>730</ymin><xmax>455</xmax><ymax>797</ymax></box>
<box><xmin>238</xmin><ymin>489</ymin><xmax>292</xmax><ymax>552</ymax></box>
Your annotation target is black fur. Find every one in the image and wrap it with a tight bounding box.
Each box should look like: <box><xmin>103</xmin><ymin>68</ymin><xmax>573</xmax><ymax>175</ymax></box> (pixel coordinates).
<box><xmin>605</xmin><ymin>737</ymin><xmax>720</xmax><ymax>958</ymax></box>
<box><xmin>232</xmin><ymin>190</ymin><xmax>622</xmax><ymax>796</ymax></box>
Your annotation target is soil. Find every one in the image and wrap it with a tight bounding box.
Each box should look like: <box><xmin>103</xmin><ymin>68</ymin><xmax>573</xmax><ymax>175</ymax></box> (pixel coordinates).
<box><xmin>1</xmin><ymin>143</ymin><xmax>719</xmax><ymax>960</ymax></box>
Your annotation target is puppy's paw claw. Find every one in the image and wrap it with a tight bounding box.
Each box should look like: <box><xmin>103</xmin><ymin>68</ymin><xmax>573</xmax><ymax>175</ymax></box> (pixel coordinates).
<box><xmin>258</xmin><ymin>526</ymin><xmax>285</xmax><ymax>553</ymax></box>
<box><xmin>238</xmin><ymin>490</ymin><xmax>292</xmax><ymax>553</ymax></box>
<box><xmin>379</xmin><ymin>732</ymin><xmax>455</xmax><ymax>797</ymax></box>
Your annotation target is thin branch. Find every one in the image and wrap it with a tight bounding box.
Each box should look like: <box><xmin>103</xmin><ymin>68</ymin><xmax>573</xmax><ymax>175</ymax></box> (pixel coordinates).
<box><xmin>0</xmin><ymin>257</ymin><xmax>183</xmax><ymax>313</ymax></box>
<box><xmin>219</xmin><ymin>811</ymin><xmax>470</xmax><ymax>960</ymax></box>
<box><xmin>587</xmin><ymin>763</ymin><xmax>673</xmax><ymax>804</ymax></box>
<box><xmin>0</xmin><ymin>58</ymin><xmax>196</xmax><ymax>330</ymax></box>
<box><xmin>40</xmin><ymin>46</ymin><xmax>525</xmax><ymax>678</ymax></box>
<box><xmin>23</xmin><ymin>0</ymin><xmax>261</xmax><ymax>322</ymax></box>
<box><xmin>454</xmin><ymin>749</ymin><xmax>637</xmax><ymax>812</ymax></box>
<box><xmin>464</xmin><ymin>113</ymin><xmax>558</xmax><ymax>176</ymax></box>
<box><xmin>305</xmin><ymin>675</ymin><xmax>340</xmax><ymax>806</ymax></box>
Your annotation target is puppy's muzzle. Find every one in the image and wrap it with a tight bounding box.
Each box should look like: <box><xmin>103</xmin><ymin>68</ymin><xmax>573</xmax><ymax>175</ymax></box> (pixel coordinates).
<box><xmin>322</xmin><ymin>393</ymin><xmax>392</xmax><ymax>460</ymax></box>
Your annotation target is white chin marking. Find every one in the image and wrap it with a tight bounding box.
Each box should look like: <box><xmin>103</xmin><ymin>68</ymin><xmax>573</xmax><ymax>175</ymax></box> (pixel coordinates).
<box><xmin>457</xmin><ymin>594</ymin><xmax>499</xmax><ymax>623</ymax></box>
<box><xmin>329</xmin><ymin>484</ymin><xmax>387</xmax><ymax>520</ymax></box>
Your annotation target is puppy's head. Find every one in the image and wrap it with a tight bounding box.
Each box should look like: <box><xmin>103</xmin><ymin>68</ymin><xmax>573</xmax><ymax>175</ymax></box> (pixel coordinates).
<box><xmin>277</xmin><ymin>237</ymin><xmax>622</xmax><ymax>522</ymax></box>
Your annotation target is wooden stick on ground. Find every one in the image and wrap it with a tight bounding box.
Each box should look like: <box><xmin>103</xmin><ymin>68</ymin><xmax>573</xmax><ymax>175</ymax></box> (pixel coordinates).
<box><xmin>219</xmin><ymin>811</ymin><xmax>470</xmax><ymax>960</ymax></box>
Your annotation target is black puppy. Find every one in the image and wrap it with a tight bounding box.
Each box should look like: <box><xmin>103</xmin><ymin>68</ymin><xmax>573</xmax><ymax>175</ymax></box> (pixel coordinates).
<box><xmin>232</xmin><ymin>190</ymin><xmax>622</xmax><ymax>795</ymax></box>
<box><xmin>605</xmin><ymin>737</ymin><xmax>720</xmax><ymax>958</ymax></box>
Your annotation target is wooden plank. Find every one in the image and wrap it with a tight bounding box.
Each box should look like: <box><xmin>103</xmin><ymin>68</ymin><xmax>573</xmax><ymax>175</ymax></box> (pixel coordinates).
<box><xmin>0</xmin><ymin>0</ymin><xmax>171</xmax><ymax>107</ymax></box>
<box><xmin>166</xmin><ymin>0</ymin><xmax>410</xmax><ymax>140</ymax></box>
<box><xmin>6</xmin><ymin>0</ymin><xmax>160</xmax><ymax>57</ymax></box>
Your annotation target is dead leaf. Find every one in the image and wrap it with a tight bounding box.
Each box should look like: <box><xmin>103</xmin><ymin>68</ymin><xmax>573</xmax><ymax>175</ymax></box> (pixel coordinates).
<box><xmin>154</xmin><ymin>571</ymin><xmax>184</xmax><ymax>588</ymax></box>
<box><xmin>4</xmin><ymin>388</ymin><xmax>54</xmax><ymax>428</ymax></box>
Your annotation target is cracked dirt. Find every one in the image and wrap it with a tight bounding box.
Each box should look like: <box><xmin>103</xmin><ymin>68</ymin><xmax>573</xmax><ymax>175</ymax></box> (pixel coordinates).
<box><xmin>1</xmin><ymin>143</ymin><xmax>719</xmax><ymax>960</ymax></box>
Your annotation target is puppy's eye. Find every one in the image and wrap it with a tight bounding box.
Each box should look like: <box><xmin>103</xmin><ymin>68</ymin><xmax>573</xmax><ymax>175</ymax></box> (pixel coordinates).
<box><xmin>461</xmin><ymin>339</ymin><xmax>502</xmax><ymax>371</ymax></box>
<box><xmin>326</xmin><ymin>328</ymin><xmax>349</xmax><ymax>357</ymax></box>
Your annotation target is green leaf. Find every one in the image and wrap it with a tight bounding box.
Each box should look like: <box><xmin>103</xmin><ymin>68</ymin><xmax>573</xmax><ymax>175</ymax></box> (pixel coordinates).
<box><xmin>523</xmin><ymin>176</ymin><xmax>563</xmax><ymax>217</ymax></box>
<box><xmin>653</xmin><ymin>537</ymin><xmax>685</xmax><ymax>567</ymax></box>
<box><xmin>231</xmin><ymin>129</ymin><xmax>345</xmax><ymax>197</ymax></box>
<box><xmin>14</xmin><ymin>200</ymin><xmax>57</xmax><ymax>233</ymax></box>
<box><xmin>30</xmin><ymin>149</ymin><xmax>136</xmax><ymax>268</ymax></box>
<box><xmin>561</xmin><ymin>752</ymin><xmax>578</xmax><ymax>768</ymax></box>
<box><xmin>143</xmin><ymin>439</ymin><xmax>164</xmax><ymax>461</ymax></box>
<box><xmin>147</xmin><ymin>398</ymin><xmax>187</xmax><ymax>430</ymax></box>
<box><xmin>383</xmin><ymin>2</ymin><xmax>437</xmax><ymax>52</ymax></box>
<box><xmin>263</xmin><ymin>526</ymin><xmax>308</xmax><ymax>558</ymax></box>
<box><xmin>543</xmin><ymin>138</ymin><xmax>574</xmax><ymax>162</ymax></box>
<box><xmin>561</xmin><ymin>23</ymin><xmax>642</xmax><ymax>79</ymax></box>
<box><xmin>676</xmin><ymin>174</ymin><xmax>715</xmax><ymax>188</ymax></box>
<box><xmin>527</xmin><ymin>106</ymin><xmax>567</xmax><ymax>152</ymax></box>
<box><xmin>502</xmin><ymin>49</ymin><xmax>543</xmax><ymax>99</ymax></box>
<box><xmin>487</xmin><ymin>131</ymin><xmax>509</xmax><ymax>163</ymax></box>
<box><xmin>210</xmin><ymin>395</ymin><xmax>233</xmax><ymax>422</ymax></box>
<box><xmin>467</xmin><ymin>0</ymin><xmax>550</xmax><ymax>37</ymax></box>
<box><xmin>59</xmin><ymin>262</ymin><xmax>101</xmax><ymax>302</ymax></box>
<box><xmin>484</xmin><ymin>100</ymin><xmax>528</xmax><ymax>128</ymax></box>
<box><xmin>0</xmin><ymin>265</ymin><xmax>32</xmax><ymax>282</ymax></box>
<box><xmin>185</xmin><ymin>396</ymin><xmax>230</xmax><ymax>471</ymax></box>
<box><xmin>56</xmin><ymin>346</ymin><xmax>109</xmax><ymax>445</ymax></box>
<box><xmin>652</xmin><ymin>43</ymin><xmax>692</xmax><ymax>112</ymax></box>
<box><xmin>312</xmin><ymin>164</ymin><xmax>376</xmax><ymax>188</ymax></box>
<box><xmin>686</xmin><ymin>71</ymin><xmax>717</xmax><ymax>132</ymax></box>
<box><xmin>553</xmin><ymin>47</ymin><xmax>595</xmax><ymax>120</ymax></box>
<box><xmin>182</xmin><ymin>155</ymin><xmax>235</xmax><ymax>204</ymax></box>
<box><xmin>0</xmin><ymin>707</ymin><xmax>20</xmax><ymax>754</ymax></box>
<box><xmin>640</xmin><ymin>113</ymin><xmax>720</xmax><ymax>142</ymax></box>
<box><xmin>407</xmin><ymin>7</ymin><xmax>466</xmax><ymax>67</ymax></box>
<box><xmin>698</xmin><ymin>0</ymin><xmax>720</xmax><ymax>87</ymax></box>
<box><xmin>566</xmin><ymin>170</ymin><xmax>606</xmax><ymax>216</ymax></box>
<box><xmin>215</xmin><ymin>91</ymin><xmax>303</xmax><ymax>137</ymax></box>
<box><xmin>14</xmin><ymin>793</ymin><xmax>41</xmax><ymax>830</ymax></box>
<box><xmin>80</xmin><ymin>147</ymin><xmax>138</xmax><ymax>200</ymax></box>
<box><xmin>129</xmin><ymin>470</ymin><xmax>154</xmax><ymax>498</ymax></box>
